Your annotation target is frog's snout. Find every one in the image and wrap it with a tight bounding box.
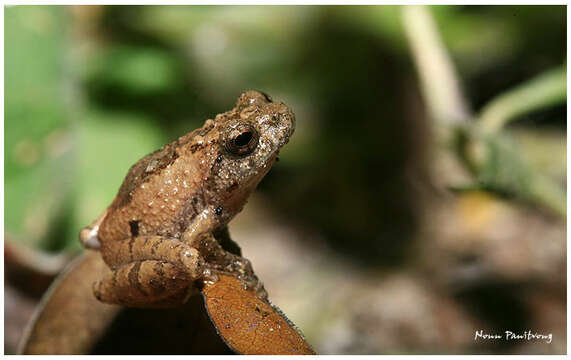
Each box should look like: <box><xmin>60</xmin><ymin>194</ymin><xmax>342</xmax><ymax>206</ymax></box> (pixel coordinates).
<box><xmin>241</xmin><ymin>90</ymin><xmax>295</xmax><ymax>148</ymax></box>
<box><xmin>277</xmin><ymin>104</ymin><xmax>296</xmax><ymax>144</ymax></box>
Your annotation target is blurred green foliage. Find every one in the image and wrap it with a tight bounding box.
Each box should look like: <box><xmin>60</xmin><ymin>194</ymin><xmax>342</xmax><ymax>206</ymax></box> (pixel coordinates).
<box><xmin>5</xmin><ymin>6</ymin><xmax>566</xmax><ymax>265</ymax></box>
<box><xmin>6</xmin><ymin>6</ymin><xmax>70</xmax><ymax>251</ymax></box>
<box><xmin>86</xmin><ymin>46</ymin><xmax>181</xmax><ymax>95</ymax></box>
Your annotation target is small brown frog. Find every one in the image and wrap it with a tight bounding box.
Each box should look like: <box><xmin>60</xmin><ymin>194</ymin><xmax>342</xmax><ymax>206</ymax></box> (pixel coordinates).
<box><xmin>79</xmin><ymin>91</ymin><xmax>295</xmax><ymax>308</ymax></box>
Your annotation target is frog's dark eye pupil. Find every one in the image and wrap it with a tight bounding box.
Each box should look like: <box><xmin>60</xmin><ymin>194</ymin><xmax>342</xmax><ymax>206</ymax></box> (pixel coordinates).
<box><xmin>224</xmin><ymin>124</ymin><xmax>259</xmax><ymax>156</ymax></box>
<box><xmin>234</xmin><ymin>131</ymin><xmax>253</xmax><ymax>147</ymax></box>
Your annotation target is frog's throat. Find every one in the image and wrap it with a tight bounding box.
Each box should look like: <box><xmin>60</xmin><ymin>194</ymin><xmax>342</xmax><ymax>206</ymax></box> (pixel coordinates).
<box><xmin>222</xmin><ymin>152</ymin><xmax>277</xmax><ymax>210</ymax></box>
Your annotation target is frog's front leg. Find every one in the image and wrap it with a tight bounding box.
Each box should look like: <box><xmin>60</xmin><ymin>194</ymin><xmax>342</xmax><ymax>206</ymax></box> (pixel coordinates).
<box><xmin>95</xmin><ymin>236</ymin><xmax>204</xmax><ymax>307</ymax></box>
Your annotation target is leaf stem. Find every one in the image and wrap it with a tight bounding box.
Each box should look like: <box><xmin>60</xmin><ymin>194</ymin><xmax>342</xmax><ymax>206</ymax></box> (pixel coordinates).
<box><xmin>478</xmin><ymin>66</ymin><xmax>566</xmax><ymax>134</ymax></box>
<box><xmin>402</xmin><ymin>5</ymin><xmax>471</xmax><ymax>126</ymax></box>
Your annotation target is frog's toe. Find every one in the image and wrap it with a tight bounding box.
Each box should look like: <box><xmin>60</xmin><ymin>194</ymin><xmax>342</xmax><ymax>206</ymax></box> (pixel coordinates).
<box><xmin>79</xmin><ymin>226</ymin><xmax>101</xmax><ymax>249</ymax></box>
<box><xmin>179</xmin><ymin>247</ymin><xmax>203</xmax><ymax>278</ymax></box>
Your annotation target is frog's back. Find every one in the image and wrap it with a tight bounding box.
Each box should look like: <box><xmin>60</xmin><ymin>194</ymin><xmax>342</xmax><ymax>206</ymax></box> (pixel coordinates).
<box><xmin>98</xmin><ymin>128</ymin><xmax>210</xmax><ymax>243</ymax></box>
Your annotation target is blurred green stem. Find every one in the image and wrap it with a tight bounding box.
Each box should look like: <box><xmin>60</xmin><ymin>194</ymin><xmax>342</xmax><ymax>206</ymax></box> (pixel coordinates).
<box><xmin>478</xmin><ymin>66</ymin><xmax>566</xmax><ymax>134</ymax></box>
<box><xmin>526</xmin><ymin>170</ymin><xmax>566</xmax><ymax>217</ymax></box>
<box><xmin>401</xmin><ymin>5</ymin><xmax>566</xmax><ymax>218</ymax></box>
<box><xmin>402</xmin><ymin>5</ymin><xmax>471</xmax><ymax>126</ymax></box>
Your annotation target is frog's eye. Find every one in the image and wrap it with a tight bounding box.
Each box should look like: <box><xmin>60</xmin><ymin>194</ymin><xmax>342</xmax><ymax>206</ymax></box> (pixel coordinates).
<box><xmin>225</xmin><ymin>124</ymin><xmax>259</xmax><ymax>156</ymax></box>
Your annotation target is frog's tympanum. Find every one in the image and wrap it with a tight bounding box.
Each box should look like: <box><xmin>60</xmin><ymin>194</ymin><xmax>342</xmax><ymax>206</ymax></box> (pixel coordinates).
<box><xmin>79</xmin><ymin>91</ymin><xmax>295</xmax><ymax>308</ymax></box>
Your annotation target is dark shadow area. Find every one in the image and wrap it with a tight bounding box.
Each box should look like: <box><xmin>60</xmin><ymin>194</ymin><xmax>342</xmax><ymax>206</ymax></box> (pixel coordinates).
<box><xmin>92</xmin><ymin>295</ymin><xmax>233</xmax><ymax>354</ymax></box>
<box><xmin>83</xmin><ymin>6</ymin><xmax>219</xmax><ymax>138</ymax></box>
<box><xmin>260</xmin><ymin>12</ymin><xmax>425</xmax><ymax>267</ymax></box>
<box><xmin>454</xmin><ymin>281</ymin><xmax>530</xmax><ymax>352</ymax></box>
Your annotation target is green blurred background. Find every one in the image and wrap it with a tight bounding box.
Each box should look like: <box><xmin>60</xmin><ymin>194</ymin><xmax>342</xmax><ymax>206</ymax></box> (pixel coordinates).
<box><xmin>5</xmin><ymin>5</ymin><xmax>566</xmax><ymax>354</ymax></box>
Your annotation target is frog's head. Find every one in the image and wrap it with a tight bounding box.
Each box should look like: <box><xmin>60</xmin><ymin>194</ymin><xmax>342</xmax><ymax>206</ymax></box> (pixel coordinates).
<box><xmin>205</xmin><ymin>90</ymin><xmax>295</xmax><ymax>223</ymax></box>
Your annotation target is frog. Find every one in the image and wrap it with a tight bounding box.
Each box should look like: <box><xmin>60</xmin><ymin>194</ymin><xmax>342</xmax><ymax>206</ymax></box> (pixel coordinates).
<box><xmin>79</xmin><ymin>90</ymin><xmax>295</xmax><ymax>308</ymax></box>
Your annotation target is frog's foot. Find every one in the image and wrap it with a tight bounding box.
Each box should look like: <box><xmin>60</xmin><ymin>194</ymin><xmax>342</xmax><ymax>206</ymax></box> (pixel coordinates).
<box><xmin>191</xmin><ymin>232</ymin><xmax>268</xmax><ymax>300</ymax></box>
<box><xmin>79</xmin><ymin>226</ymin><xmax>101</xmax><ymax>249</ymax></box>
<box><xmin>79</xmin><ymin>210</ymin><xmax>108</xmax><ymax>250</ymax></box>
<box><xmin>93</xmin><ymin>259</ymin><xmax>198</xmax><ymax>308</ymax></box>
<box><xmin>208</xmin><ymin>255</ymin><xmax>269</xmax><ymax>301</ymax></box>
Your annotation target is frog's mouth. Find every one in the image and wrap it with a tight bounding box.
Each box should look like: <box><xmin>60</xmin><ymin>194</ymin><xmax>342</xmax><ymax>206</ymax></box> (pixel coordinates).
<box><xmin>247</xmin><ymin>152</ymin><xmax>278</xmax><ymax>186</ymax></box>
<box><xmin>220</xmin><ymin>150</ymin><xmax>278</xmax><ymax>214</ymax></box>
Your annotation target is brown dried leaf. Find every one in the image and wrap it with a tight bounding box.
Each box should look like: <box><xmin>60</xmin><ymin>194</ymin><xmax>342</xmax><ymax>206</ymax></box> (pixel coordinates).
<box><xmin>21</xmin><ymin>251</ymin><xmax>121</xmax><ymax>354</ymax></box>
<box><xmin>202</xmin><ymin>275</ymin><xmax>316</xmax><ymax>355</ymax></box>
<box><xmin>21</xmin><ymin>251</ymin><xmax>232</xmax><ymax>354</ymax></box>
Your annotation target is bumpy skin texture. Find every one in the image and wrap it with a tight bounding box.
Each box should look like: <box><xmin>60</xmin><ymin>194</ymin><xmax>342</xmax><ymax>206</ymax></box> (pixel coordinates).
<box><xmin>80</xmin><ymin>91</ymin><xmax>295</xmax><ymax>307</ymax></box>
